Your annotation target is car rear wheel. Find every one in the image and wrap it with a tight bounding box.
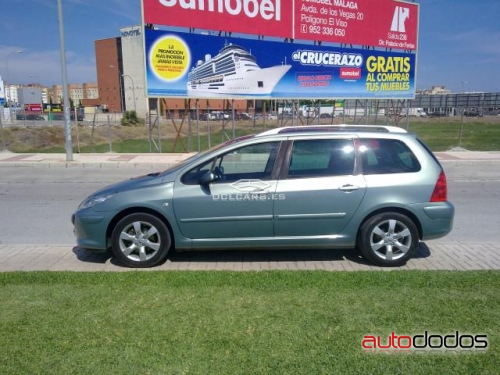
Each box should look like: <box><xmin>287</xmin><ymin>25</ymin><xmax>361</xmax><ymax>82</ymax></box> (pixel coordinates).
<box><xmin>358</xmin><ymin>212</ymin><xmax>418</xmax><ymax>267</ymax></box>
<box><xmin>111</xmin><ymin>213</ymin><xmax>171</xmax><ymax>268</ymax></box>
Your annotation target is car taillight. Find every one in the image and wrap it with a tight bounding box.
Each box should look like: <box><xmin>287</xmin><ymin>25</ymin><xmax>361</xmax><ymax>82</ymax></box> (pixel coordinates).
<box><xmin>430</xmin><ymin>170</ymin><xmax>448</xmax><ymax>202</ymax></box>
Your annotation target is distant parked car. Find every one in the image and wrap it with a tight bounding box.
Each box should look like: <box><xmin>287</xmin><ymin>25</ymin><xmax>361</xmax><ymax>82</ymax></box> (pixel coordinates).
<box><xmin>428</xmin><ymin>112</ymin><xmax>448</xmax><ymax>118</ymax></box>
<box><xmin>199</xmin><ymin>113</ymin><xmax>211</xmax><ymax>121</ymax></box>
<box><xmin>211</xmin><ymin>111</ymin><xmax>230</xmax><ymax>120</ymax></box>
<box><xmin>52</xmin><ymin>113</ymin><xmax>84</xmax><ymax>121</ymax></box>
<box><xmin>16</xmin><ymin>114</ymin><xmax>26</xmax><ymax>120</ymax></box>
<box><xmin>26</xmin><ymin>114</ymin><xmax>45</xmax><ymax>121</ymax></box>
<box><xmin>235</xmin><ymin>113</ymin><xmax>252</xmax><ymax>120</ymax></box>
<box><xmin>464</xmin><ymin>109</ymin><xmax>483</xmax><ymax>117</ymax></box>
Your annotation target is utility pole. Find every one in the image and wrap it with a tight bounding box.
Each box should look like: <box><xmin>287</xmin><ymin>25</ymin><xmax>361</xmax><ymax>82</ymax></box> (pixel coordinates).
<box><xmin>58</xmin><ymin>0</ymin><xmax>73</xmax><ymax>161</ymax></box>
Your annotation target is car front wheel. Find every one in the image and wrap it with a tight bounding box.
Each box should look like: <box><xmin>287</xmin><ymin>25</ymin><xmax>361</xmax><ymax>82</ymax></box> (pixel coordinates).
<box><xmin>358</xmin><ymin>212</ymin><xmax>418</xmax><ymax>267</ymax></box>
<box><xmin>111</xmin><ymin>213</ymin><xmax>171</xmax><ymax>268</ymax></box>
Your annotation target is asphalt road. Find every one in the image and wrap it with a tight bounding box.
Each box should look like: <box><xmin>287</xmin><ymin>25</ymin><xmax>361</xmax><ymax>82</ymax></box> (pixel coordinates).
<box><xmin>0</xmin><ymin>162</ymin><xmax>498</xmax><ymax>245</ymax></box>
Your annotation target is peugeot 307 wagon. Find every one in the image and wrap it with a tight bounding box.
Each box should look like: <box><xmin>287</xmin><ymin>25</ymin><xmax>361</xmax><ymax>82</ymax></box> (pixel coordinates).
<box><xmin>72</xmin><ymin>125</ymin><xmax>454</xmax><ymax>268</ymax></box>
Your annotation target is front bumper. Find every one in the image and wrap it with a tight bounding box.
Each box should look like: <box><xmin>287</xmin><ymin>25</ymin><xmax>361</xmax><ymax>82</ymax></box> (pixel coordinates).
<box><xmin>72</xmin><ymin>209</ymin><xmax>112</xmax><ymax>250</ymax></box>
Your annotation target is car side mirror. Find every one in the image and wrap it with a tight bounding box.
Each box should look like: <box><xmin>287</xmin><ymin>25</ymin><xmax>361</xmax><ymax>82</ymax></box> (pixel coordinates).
<box><xmin>200</xmin><ymin>171</ymin><xmax>216</xmax><ymax>185</ymax></box>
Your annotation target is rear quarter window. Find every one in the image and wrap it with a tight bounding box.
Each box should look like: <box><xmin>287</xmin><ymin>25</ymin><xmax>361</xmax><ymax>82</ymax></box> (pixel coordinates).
<box><xmin>359</xmin><ymin>138</ymin><xmax>421</xmax><ymax>174</ymax></box>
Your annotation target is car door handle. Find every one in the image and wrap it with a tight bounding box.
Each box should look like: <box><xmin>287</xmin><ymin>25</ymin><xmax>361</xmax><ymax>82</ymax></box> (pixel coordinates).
<box><xmin>339</xmin><ymin>184</ymin><xmax>359</xmax><ymax>192</ymax></box>
<box><xmin>249</xmin><ymin>188</ymin><xmax>269</xmax><ymax>194</ymax></box>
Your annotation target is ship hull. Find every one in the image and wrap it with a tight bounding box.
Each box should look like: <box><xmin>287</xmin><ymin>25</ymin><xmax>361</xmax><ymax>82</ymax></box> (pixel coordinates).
<box><xmin>188</xmin><ymin>65</ymin><xmax>291</xmax><ymax>96</ymax></box>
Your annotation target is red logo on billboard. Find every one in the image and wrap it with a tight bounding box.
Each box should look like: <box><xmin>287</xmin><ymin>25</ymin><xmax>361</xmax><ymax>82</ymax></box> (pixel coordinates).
<box><xmin>391</xmin><ymin>6</ymin><xmax>410</xmax><ymax>33</ymax></box>
<box><xmin>25</xmin><ymin>104</ymin><xmax>43</xmax><ymax>112</ymax></box>
<box><xmin>144</xmin><ymin>0</ymin><xmax>290</xmax><ymax>39</ymax></box>
<box><xmin>340</xmin><ymin>68</ymin><xmax>361</xmax><ymax>80</ymax></box>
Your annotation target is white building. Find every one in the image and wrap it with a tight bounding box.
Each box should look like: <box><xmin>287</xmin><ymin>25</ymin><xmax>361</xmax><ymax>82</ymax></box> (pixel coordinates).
<box><xmin>120</xmin><ymin>25</ymin><xmax>148</xmax><ymax>116</ymax></box>
<box><xmin>4</xmin><ymin>84</ymin><xmax>21</xmax><ymax>106</ymax></box>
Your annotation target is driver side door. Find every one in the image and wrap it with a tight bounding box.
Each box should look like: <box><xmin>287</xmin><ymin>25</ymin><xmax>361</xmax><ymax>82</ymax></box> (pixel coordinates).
<box><xmin>173</xmin><ymin>141</ymin><xmax>282</xmax><ymax>242</ymax></box>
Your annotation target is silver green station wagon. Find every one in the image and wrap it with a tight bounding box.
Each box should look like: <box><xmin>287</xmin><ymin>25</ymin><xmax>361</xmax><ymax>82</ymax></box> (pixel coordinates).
<box><xmin>72</xmin><ymin>125</ymin><xmax>454</xmax><ymax>268</ymax></box>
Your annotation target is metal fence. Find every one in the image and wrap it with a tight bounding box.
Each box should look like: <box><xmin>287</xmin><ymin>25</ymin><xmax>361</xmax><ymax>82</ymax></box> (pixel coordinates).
<box><xmin>1</xmin><ymin>93</ymin><xmax>500</xmax><ymax>153</ymax></box>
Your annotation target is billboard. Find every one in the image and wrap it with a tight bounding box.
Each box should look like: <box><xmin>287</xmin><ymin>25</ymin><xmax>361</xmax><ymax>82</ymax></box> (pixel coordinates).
<box><xmin>145</xmin><ymin>29</ymin><xmax>416</xmax><ymax>99</ymax></box>
<box><xmin>142</xmin><ymin>0</ymin><xmax>418</xmax><ymax>50</ymax></box>
<box><xmin>43</xmin><ymin>103</ymin><xmax>63</xmax><ymax>113</ymax></box>
<box><xmin>24</xmin><ymin>103</ymin><xmax>43</xmax><ymax>112</ymax></box>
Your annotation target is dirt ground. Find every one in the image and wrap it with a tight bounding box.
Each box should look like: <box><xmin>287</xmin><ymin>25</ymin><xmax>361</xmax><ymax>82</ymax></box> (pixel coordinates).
<box><xmin>1</xmin><ymin>115</ymin><xmax>499</xmax><ymax>152</ymax></box>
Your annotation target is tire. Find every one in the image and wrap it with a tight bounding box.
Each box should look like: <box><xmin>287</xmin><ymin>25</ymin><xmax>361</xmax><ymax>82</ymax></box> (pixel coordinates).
<box><xmin>111</xmin><ymin>213</ymin><xmax>171</xmax><ymax>268</ymax></box>
<box><xmin>358</xmin><ymin>212</ymin><xmax>418</xmax><ymax>267</ymax></box>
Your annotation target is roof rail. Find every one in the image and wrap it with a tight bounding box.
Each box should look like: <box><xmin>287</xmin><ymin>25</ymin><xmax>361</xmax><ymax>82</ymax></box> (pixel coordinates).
<box><xmin>256</xmin><ymin>124</ymin><xmax>407</xmax><ymax>137</ymax></box>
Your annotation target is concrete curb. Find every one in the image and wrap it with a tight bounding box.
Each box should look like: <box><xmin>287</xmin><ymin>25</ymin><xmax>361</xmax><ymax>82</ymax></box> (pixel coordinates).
<box><xmin>1</xmin><ymin>242</ymin><xmax>499</xmax><ymax>272</ymax></box>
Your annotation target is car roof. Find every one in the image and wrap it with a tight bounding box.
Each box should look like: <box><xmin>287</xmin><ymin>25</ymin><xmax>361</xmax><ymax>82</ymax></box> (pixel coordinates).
<box><xmin>255</xmin><ymin>124</ymin><xmax>407</xmax><ymax>138</ymax></box>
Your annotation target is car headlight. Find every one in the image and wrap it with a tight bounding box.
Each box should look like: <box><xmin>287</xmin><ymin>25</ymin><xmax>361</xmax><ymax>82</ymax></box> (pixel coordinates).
<box><xmin>78</xmin><ymin>193</ymin><xmax>116</xmax><ymax>210</ymax></box>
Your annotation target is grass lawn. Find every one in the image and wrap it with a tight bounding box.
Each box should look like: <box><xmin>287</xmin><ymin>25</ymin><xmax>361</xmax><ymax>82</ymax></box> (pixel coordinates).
<box><xmin>408</xmin><ymin>120</ymin><xmax>500</xmax><ymax>151</ymax></box>
<box><xmin>0</xmin><ymin>270</ymin><xmax>498</xmax><ymax>375</ymax></box>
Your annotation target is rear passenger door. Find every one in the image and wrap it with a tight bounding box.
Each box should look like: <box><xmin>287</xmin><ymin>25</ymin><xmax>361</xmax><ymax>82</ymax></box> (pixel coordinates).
<box><xmin>273</xmin><ymin>138</ymin><xmax>366</xmax><ymax>237</ymax></box>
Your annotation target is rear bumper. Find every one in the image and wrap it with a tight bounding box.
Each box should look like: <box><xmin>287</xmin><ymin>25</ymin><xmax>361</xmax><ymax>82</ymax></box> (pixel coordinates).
<box><xmin>409</xmin><ymin>202</ymin><xmax>455</xmax><ymax>240</ymax></box>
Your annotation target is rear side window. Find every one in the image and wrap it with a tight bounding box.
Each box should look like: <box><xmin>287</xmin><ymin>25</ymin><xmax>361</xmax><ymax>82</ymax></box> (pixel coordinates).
<box><xmin>287</xmin><ymin>139</ymin><xmax>355</xmax><ymax>178</ymax></box>
<box><xmin>359</xmin><ymin>139</ymin><xmax>421</xmax><ymax>174</ymax></box>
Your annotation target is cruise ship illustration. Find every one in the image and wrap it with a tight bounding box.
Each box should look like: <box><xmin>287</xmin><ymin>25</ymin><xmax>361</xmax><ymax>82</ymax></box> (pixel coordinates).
<box><xmin>187</xmin><ymin>43</ymin><xmax>291</xmax><ymax>95</ymax></box>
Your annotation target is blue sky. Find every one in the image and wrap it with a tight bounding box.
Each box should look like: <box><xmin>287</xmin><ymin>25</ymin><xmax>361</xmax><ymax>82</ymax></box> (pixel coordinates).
<box><xmin>1</xmin><ymin>0</ymin><xmax>499</xmax><ymax>93</ymax></box>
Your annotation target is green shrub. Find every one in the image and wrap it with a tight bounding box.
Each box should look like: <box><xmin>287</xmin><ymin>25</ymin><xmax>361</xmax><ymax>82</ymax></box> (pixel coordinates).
<box><xmin>121</xmin><ymin>110</ymin><xmax>143</xmax><ymax>126</ymax></box>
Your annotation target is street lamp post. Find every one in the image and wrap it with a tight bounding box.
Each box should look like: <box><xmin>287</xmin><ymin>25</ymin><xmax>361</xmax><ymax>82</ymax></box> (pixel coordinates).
<box><xmin>1</xmin><ymin>49</ymin><xmax>24</xmax><ymax>150</ymax></box>
<box><xmin>5</xmin><ymin>49</ymin><xmax>24</xmax><ymax>82</ymax></box>
<box><xmin>57</xmin><ymin>0</ymin><xmax>73</xmax><ymax>161</ymax></box>
<box><xmin>459</xmin><ymin>81</ymin><xmax>468</xmax><ymax>148</ymax></box>
<box><xmin>4</xmin><ymin>49</ymin><xmax>24</xmax><ymax>106</ymax></box>
<box><xmin>122</xmin><ymin>74</ymin><xmax>136</xmax><ymax>112</ymax></box>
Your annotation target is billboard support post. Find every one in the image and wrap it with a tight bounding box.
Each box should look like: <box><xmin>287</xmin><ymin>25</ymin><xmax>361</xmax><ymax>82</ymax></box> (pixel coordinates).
<box><xmin>157</xmin><ymin>97</ymin><xmax>161</xmax><ymax>153</ymax></box>
<box><xmin>207</xmin><ymin>102</ymin><xmax>211</xmax><ymax>149</ymax></box>
<box><xmin>196</xmin><ymin>99</ymin><xmax>200</xmax><ymax>152</ymax></box>
<box><xmin>231</xmin><ymin>99</ymin><xmax>235</xmax><ymax>140</ymax></box>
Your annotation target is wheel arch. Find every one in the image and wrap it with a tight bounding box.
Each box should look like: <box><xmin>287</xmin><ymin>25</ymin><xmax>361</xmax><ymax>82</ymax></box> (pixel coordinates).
<box><xmin>106</xmin><ymin>207</ymin><xmax>174</xmax><ymax>249</ymax></box>
<box><xmin>356</xmin><ymin>207</ymin><xmax>423</xmax><ymax>242</ymax></box>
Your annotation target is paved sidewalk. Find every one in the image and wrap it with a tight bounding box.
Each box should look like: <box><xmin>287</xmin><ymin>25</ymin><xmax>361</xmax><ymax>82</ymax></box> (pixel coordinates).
<box><xmin>0</xmin><ymin>151</ymin><xmax>195</xmax><ymax>168</ymax></box>
<box><xmin>0</xmin><ymin>242</ymin><xmax>499</xmax><ymax>272</ymax></box>
<box><xmin>1</xmin><ymin>150</ymin><xmax>500</xmax><ymax>168</ymax></box>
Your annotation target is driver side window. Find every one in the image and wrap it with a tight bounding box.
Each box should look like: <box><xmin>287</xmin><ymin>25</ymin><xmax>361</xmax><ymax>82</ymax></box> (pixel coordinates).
<box><xmin>181</xmin><ymin>141</ymin><xmax>280</xmax><ymax>185</ymax></box>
